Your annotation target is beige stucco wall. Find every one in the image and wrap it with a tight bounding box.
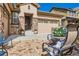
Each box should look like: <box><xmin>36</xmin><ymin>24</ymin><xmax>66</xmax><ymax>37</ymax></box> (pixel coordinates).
<box><xmin>32</xmin><ymin>18</ymin><xmax>38</xmax><ymax>32</ymax></box>
<box><xmin>10</xmin><ymin>25</ymin><xmax>19</xmax><ymax>34</ymax></box>
<box><xmin>19</xmin><ymin>4</ymin><xmax>37</xmax><ymax>17</ymax></box>
<box><xmin>19</xmin><ymin>4</ymin><xmax>38</xmax><ymax>31</ymax></box>
<box><xmin>0</xmin><ymin>7</ymin><xmax>2</xmax><ymax>33</ymax></box>
<box><xmin>19</xmin><ymin>16</ymin><xmax>25</xmax><ymax>30</ymax></box>
<box><xmin>0</xmin><ymin>7</ymin><xmax>9</xmax><ymax>36</ymax></box>
<box><xmin>50</xmin><ymin>10</ymin><xmax>67</xmax><ymax>16</ymax></box>
<box><xmin>3</xmin><ymin>15</ymin><xmax>8</xmax><ymax>36</ymax></box>
<box><xmin>18</xmin><ymin>4</ymin><xmax>63</xmax><ymax>34</ymax></box>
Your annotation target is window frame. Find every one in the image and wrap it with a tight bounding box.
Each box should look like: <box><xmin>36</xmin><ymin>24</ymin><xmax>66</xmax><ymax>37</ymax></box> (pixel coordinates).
<box><xmin>68</xmin><ymin>11</ymin><xmax>76</xmax><ymax>17</ymax></box>
<box><xmin>11</xmin><ymin>12</ymin><xmax>19</xmax><ymax>25</ymax></box>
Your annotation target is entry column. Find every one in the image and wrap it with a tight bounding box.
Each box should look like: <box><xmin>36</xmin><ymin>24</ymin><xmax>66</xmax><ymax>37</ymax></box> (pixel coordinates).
<box><xmin>32</xmin><ymin>18</ymin><xmax>38</xmax><ymax>34</ymax></box>
<box><xmin>0</xmin><ymin>7</ymin><xmax>3</xmax><ymax>33</ymax></box>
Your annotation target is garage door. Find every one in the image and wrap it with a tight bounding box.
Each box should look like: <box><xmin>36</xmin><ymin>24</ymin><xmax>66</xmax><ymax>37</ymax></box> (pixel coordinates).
<box><xmin>38</xmin><ymin>20</ymin><xmax>59</xmax><ymax>34</ymax></box>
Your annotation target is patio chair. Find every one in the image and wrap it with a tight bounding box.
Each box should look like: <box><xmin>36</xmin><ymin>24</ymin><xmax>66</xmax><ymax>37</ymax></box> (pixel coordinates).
<box><xmin>0</xmin><ymin>33</ymin><xmax>13</xmax><ymax>48</ymax></box>
<box><xmin>0</xmin><ymin>33</ymin><xmax>19</xmax><ymax>56</ymax></box>
<box><xmin>42</xmin><ymin>27</ymin><xmax>68</xmax><ymax>52</ymax></box>
<box><xmin>42</xmin><ymin>24</ymin><xmax>79</xmax><ymax>56</ymax></box>
<box><xmin>0</xmin><ymin>32</ymin><xmax>19</xmax><ymax>48</ymax></box>
<box><xmin>0</xmin><ymin>43</ymin><xmax>8</xmax><ymax>56</ymax></box>
<box><xmin>59</xmin><ymin>25</ymin><xmax>79</xmax><ymax>56</ymax></box>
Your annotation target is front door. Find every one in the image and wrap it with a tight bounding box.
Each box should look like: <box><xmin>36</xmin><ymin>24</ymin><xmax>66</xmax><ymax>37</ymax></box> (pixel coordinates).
<box><xmin>25</xmin><ymin>15</ymin><xmax>32</xmax><ymax>30</ymax></box>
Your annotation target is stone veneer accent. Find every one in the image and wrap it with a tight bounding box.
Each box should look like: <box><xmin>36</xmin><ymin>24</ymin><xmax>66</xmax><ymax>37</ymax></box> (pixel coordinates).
<box><xmin>0</xmin><ymin>7</ymin><xmax>3</xmax><ymax>33</ymax></box>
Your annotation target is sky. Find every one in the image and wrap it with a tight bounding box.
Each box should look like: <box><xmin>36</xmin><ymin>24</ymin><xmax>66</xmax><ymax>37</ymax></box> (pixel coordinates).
<box><xmin>38</xmin><ymin>3</ymin><xmax>79</xmax><ymax>12</ymax></box>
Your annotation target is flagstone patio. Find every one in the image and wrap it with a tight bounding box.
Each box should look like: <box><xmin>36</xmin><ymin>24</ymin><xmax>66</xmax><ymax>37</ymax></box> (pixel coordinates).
<box><xmin>7</xmin><ymin>39</ymin><xmax>79</xmax><ymax>56</ymax></box>
<box><xmin>5</xmin><ymin>33</ymin><xmax>79</xmax><ymax>56</ymax></box>
<box><xmin>7</xmin><ymin>39</ymin><xmax>47</xmax><ymax>56</ymax></box>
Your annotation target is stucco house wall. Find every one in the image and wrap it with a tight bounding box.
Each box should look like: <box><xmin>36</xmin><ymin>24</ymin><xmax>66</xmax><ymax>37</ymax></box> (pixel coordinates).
<box><xmin>18</xmin><ymin>3</ymin><xmax>64</xmax><ymax>34</ymax></box>
<box><xmin>0</xmin><ymin>7</ymin><xmax>2</xmax><ymax>33</ymax></box>
<box><xmin>0</xmin><ymin>6</ymin><xmax>9</xmax><ymax>36</ymax></box>
<box><xmin>2</xmin><ymin>13</ymin><xmax>9</xmax><ymax>36</ymax></box>
<box><xmin>1</xmin><ymin>3</ymin><xmax>79</xmax><ymax>36</ymax></box>
<box><xmin>19</xmin><ymin>4</ymin><xmax>38</xmax><ymax>32</ymax></box>
<box><xmin>50</xmin><ymin>9</ymin><xmax>67</xmax><ymax>16</ymax></box>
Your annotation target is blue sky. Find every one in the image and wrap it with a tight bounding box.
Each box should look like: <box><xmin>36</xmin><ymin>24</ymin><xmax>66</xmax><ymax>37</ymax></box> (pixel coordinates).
<box><xmin>38</xmin><ymin>3</ymin><xmax>79</xmax><ymax>12</ymax></box>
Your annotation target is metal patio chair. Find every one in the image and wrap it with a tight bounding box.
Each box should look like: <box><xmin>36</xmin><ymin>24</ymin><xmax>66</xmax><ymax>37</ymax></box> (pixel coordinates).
<box><xmin>59</xmin><ymin>25</ymin><xmax>79</xmax><ymax>56</ymax></box>
<box><xmin>0</xmin><ymin>32</ymin><xmax>19</xmax><ymax>49</ymax></box>
<box><xmin>0</xmin><ymin>43</ymin><xmax>8</xmax><ymax>56</ymax></box>
<box><xmin>42</xmin><ymin>28</ymin><xmax>68</xmax><ymax>56</ymax></box>
<box><xmin>42</xmin><ymin>24</ymin><xmax>79</xmax><ymax>56</ymax></box>
<box><xmin>0</xmin><ymin>33</ymin><xmax>19</xmax><ymax>56</ymax></box>
<box><xmin>0</xmin><ymin>33</ymin><xmax>8</xmax><ymax>56</ymax></box>
<box><xmin>0</xmin><ymin>33</ymin><xmax>13</xmax><ymax>48</ymax></box>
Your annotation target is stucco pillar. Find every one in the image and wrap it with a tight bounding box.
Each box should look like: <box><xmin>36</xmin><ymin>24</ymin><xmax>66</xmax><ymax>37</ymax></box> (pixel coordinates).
<box><xmin>32</xmin><ymin>18</ymin><xmax>38</xmax><ymax>33</ymax></box>
<box><xmin>0</xmin><ymin>7</ymin><xmax>3</xmax><ymax>33</ymax></box>
<box><xmin>59</xmin><ymin>19</ymin><xmax>62</xmax><ymax>26</ymax></box>
<box><xmin>19</xmin><ymin>16</ymin><xmax>25</xmax><ymax>30</ymax></box>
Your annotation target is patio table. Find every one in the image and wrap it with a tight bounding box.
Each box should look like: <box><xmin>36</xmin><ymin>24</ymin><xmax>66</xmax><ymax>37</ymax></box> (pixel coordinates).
<box><xmin>0</xmin><ymin>38</ymin><xmax>4</xmax><ymax>45</ymax></box>
<box><xmin>0</xmin><ymin>38</ymin><xmax>8</xmax><ymax>56</ymax></box>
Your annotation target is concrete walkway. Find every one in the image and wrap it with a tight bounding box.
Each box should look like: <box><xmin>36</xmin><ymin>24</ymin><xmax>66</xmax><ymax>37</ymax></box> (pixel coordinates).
<box><xmin>12</xmin><ymin>30</ymin><xmax>49</xmax><ymax>41</ymax></box>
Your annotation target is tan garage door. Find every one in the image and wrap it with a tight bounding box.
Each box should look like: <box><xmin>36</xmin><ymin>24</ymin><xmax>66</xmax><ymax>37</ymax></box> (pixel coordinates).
<box><xmin>38</xmin><ymin>20</ymin><xmax>59</xmax><ymax>34</ymax></box>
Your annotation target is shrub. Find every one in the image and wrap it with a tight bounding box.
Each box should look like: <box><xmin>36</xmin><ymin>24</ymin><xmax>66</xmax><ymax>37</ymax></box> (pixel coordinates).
<box><xmin>52</xmin><ymin>27</ymin><xmax>67</xmax><ymax>37</ymax></box>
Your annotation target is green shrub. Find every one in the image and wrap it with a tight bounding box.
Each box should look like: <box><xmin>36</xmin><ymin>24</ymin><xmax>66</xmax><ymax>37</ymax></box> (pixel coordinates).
<box><xmin>52</xmin><ymin>27</ymin><xmax>67</xmax><ymax>37</ymax></box>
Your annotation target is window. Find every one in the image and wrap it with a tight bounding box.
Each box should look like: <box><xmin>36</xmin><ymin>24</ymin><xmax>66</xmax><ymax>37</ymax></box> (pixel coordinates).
<box><xmin>38</xmin><ymin>19</ymin><xmax>59</xmax><ymax>24</ymax></box>
<box><xmin>38</xmin><ymin>19</ymin><xmax>43</xmax><ymax>23</ymax></box>
<box><xmin>49</xmin><ymin>20</ymin><xmax>54</xmax><ymax>23</ymax></box>
<box><xmin>11</xmin><ymin>12</ymin><xmax>19</xmax><ymax>25</ymax></box>
<box><xmin>38</xmin><ymin>19</ymin><xmax>49</xmax><ymax>23</ymax></box>
<box><xmin>13</xmin><ymin>3</ymin><xmax>17</xmax><ymax>8</ymax></box>
<box><xmin>49</xmin><ymin>20</ymin><xmax>58</xmax><ymax>24</ymax></box>
<box><xmin>68</xmin><ymin>11</ymin><xmax>76</xmax><ymax>17</ymax></box>
<box><xmin>44</xmin><ymin>20</ymin><xmax>48</xmax><ymax>23</ymax></box>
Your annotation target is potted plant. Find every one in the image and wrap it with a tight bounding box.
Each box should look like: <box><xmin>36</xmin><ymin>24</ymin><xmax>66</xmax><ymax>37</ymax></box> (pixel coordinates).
<box><xmin>19</xmin><ymin>29</ymin><xmax>25</xmax><ymax>35</ymax></box>
<box><xmin>34</xmin><ymin>29</ymin><xmax>38</xmax><ymax>34</ymax></box>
